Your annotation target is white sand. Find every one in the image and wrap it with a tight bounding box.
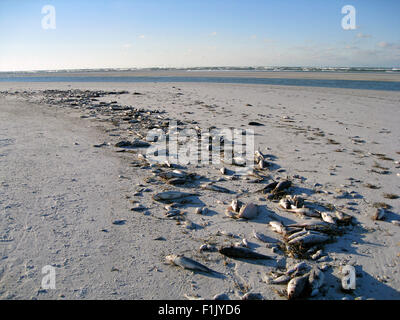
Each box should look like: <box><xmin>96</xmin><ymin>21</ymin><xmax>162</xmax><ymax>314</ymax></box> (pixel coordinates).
<box><xmin>0</xmin><ymin>81</ymin><xmax>399</xmax><ymax>300</ymax></box>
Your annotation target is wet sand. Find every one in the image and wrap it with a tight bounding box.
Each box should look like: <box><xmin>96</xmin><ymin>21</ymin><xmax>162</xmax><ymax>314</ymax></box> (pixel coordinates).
<box><xmin>0</xmin><ymin>81</ymin><xmax>399</xmax><ymax>300</ymax></box>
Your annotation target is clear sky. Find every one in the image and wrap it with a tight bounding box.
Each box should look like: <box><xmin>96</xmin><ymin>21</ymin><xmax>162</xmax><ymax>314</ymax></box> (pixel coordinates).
<box><xmin>0</xmin><ymin>0</ymin><xmax>399</xmax><ymax>71</ymax></box>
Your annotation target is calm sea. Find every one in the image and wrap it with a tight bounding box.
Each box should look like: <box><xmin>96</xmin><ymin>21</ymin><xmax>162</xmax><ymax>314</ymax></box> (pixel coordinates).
<box><xmin>1</xmin><ymin>74</ymin><xmax>400</xmax><ymax>91</ymax></box>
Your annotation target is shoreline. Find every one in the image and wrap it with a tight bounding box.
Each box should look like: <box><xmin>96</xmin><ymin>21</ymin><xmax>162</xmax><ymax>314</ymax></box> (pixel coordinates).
<box><xmin>1</xmin><ymin>71</ymin><xmax>400</xmax><ymax>82</ymax></box>
<box><xmin>0</xmin><ymin>82</ymin><xmax>399</xmax><ymax>300</ymax></box>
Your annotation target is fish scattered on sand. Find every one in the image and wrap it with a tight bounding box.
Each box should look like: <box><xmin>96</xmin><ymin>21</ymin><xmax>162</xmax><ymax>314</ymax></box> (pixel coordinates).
<box><xmin>153</xmin><ymin>191</ymin><xmax>197</xmax><ymax>202</ymax></box>
<box><xmin>287</xmin><ymin>275</ymin><xmax>308</xmax><ymax>300</ymax></box>
<box><xmin>165</xmin><ymin>254</ymin><xmax>217</xmax><ymax>274</ymax></box>
<box><xmin>309</xmin><ymin>267</ymin><xmax>325</xmax><ymax>297</ymax></box>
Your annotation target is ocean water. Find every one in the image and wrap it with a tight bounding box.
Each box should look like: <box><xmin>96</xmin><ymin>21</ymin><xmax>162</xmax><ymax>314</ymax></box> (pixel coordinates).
<box><xmin>0</xmin><ymin>74</ymin><xmax>400</xmax><ymax>91</ymax></box>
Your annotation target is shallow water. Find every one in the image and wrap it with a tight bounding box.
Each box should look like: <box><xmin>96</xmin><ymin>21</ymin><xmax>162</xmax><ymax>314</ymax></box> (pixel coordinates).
<box><xmin>1</xmin><ymin>75</ymin><xmax>400</xmax><ymax>91</ymax></box>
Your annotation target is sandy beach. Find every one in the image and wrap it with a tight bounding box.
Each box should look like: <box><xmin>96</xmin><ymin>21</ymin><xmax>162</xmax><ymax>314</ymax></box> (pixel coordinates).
<box><xmin>0</xmin><ymin>79</ymin><xmax>399</xmax><ymax>300</ymax></box>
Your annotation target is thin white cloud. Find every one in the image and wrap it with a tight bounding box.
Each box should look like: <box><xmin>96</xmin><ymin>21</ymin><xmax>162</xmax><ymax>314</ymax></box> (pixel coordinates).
<box><xmin>210</xmin><ymin>31</ymin><xmax>217</xmax><ymax>36</ymax></box>
<box><xmin>139</xmin><ymin>35</ymin><xmax>146</xmax><ymax>39</ymax></box>
<box><xmin>122</xmin><ymin>43</ymin><xmax>133</xmax><ymax>48</ymax></box>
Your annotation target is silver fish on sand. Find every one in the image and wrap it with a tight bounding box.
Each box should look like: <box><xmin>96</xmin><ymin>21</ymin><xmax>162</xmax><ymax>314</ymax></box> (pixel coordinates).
<box><xmin>165</xmin><ymin>254</ymin><xmax>216</xmax><ymax>274</ymax></box>
<box><xmin>153</xmin><ymin>191</ymin><xmax>197</xmax><ymax>202</ymax></box>
<box><xmin>263</xmin><ymin>274</ymin><xmax>291</xmax><ymax>285</ymax></box>
<box><xmin>287</xmin><ymin>275</ymin><xmax>308</xmax><ymax>300</ymax></box>
<box><xmin>321</xmin><ymin>211</ymin><xmax>337</xmax><ymax>224</ymax></box>
<box><xmin>200</xmin><ymin>183</ymin><xmax>233</xmax><ymax>194</ymax></box>
<box><xmin>269</xmin><ymin>221</ymin><xmax>287</xmax><ymax>235</ymax></box>
<box><xmin>288</xmin><ymin>231</ymin><xmax>330</xmax><ymax>245</ymax></box>
<box><xmin>286</xmin><ymin>262</ymin><xmax>309</xmax><ymax>276</ymax></box>
<box><xmin>308</xmin><ymin>267</ymin><xmax>325</xmax><ymax>297</ymax></box>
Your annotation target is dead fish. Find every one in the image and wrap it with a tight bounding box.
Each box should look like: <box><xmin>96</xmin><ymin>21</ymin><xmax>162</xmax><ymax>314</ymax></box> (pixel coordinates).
<box><xmin>286</xmin><ymin>262</ymin><xmax>309</xmax><ymax>276</ymax></box>
<box><xmin>115</xmin><ymin>140</ymin><xmax>150</xmax><ymax>148</ymax></box>
<box><xmin>199</xmin><ymin>244</ymin><xmax>217</xmax><ymax>252</ymax></box>
<box><xmin>288</xmin><ymin>207</ymin><xmax>321</xmax><ymax>218</ymax></box>
<box><xmin>269</xmin><ymin>221</ymin><xmax>287</xmax><ymax>235</ymax></box>
<box><xmin>286</xmin><ymin>229</ymin><xmax>308</xmax><ymax>241</ymax></box>
<box><xmin>158</xmin><ymin>170</ymin><xmax>188</xmax><ymax>180</ymax></box>
<box><xmin>341</xmin><ymin>265</ymin><xmax>356</xmax><ymax>291</ymax></box>
<box><xmin>264</xmin><ymin>274</ymin><xmax>291</xmax><ymax>285</ymax></box>
<box><xmin>263</xmin><ymin>274</ymin><xmax>291</xmax><ymax>284</ymax></box>
<box><xmin>335</xmin><ymin>211</ymin><xmax>352</xmax><ymax>225</ymax></box>
<box><xmin>257</xmin><ymin>181</ymin><xmax>278</xmax><ymax>194</ymax></box>
<box><xmin>372</xmin><ymin>208</ymin><xmax>385</xmax><ymax>221</ymax></box>
<box><xmin>165</xmin><ymin>254</ymin><xmax>216</xmax><ymax>274</ymax></box>
<box><xmin>216</xmin><ymin>230</ymin><xmax>238</xmax><ymax>238</ymax></box>
<box><xmin>321</xmin><ymin>212</ymin><xmax>337</xmax><ymax>224</ymax></box>
<box><xmin>273</xmin><ymin>180</ymin><xmax>292</xmax><ymax>193</ymax></box>
<box><xmin>200</xmin><ymin>183</ymin><xmax>233</xmax><ymax>194</ymax></box>
<box><xmin>241</xmin><ymin>292</ymin><xmax>264</xmax><ymax>300</ymax></box>
<box><xmin>287</xmin><ymin>275</ymin><xmax>308</xmax><ymax>300</ymax></box>
<box><xmin>219</xmin><ymin>246</ymin><xmax>271</xmax><ymax>260</ymax></box>
<box><xmin>288</xmin><ymin>232</ymin><xmax>330</xmax><ymax>245</ymax></box>
<box><xmin>309</xmin><ymin>267</ymin><xmax>325</xmax><ymax>297</ymax></box>
<box><xmin>153</xmin><ymin>191</ymin><xmax>197</xmax><ymax>202</ymax></box>
<box><xmin>237</xmin><ymin>203</ymin><xmax>258</xmax><ymax>219</ymax></box>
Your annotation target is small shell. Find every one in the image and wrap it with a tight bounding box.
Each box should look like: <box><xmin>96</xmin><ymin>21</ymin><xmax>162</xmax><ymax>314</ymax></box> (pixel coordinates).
<box><xmin>194</xmin><ymin>207</ymin><xmax>202</xmax><ymax>215</ymax></box>
<box><xmin>220</xmin><ymin>167</ymin><xmax>227</xmax><ymax>175</ymax></box>
<box><xmin>238</xmin><ymin>203</ymin><xmax>258</xmax><ymax>219</ymax></box>
<box><xmin>231</xmin><ymin>199</ymin><xmax>240</xmax><ymax>212</ymax></box>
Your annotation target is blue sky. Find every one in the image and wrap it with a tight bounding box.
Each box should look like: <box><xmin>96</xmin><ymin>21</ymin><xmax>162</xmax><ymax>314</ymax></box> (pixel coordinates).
<box><xmin>0</xmin><ymin>0</ymin><xmax>399</xmax><ymax>71</ymax></box>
